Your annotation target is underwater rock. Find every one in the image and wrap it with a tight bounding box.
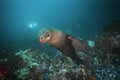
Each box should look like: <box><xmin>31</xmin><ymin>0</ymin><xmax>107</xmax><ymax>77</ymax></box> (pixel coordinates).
<box><xmin>94</xmin><ymin>21</ymin><xmax>120</xmax><ymax>55</ymax></box>
<box><xmin>1</xmin><ymin>47</ymin><xmax>119</xmax><ymax>80</ymax></box>
<box><xmin>103</xmin><ymin>21</ymin><xmax>120</xmax><ymax>34</ymax></box>
<box><xmin>92</xmin><ymin>21</ymin><xmax>120</xmax><ymax>80</ymax></box>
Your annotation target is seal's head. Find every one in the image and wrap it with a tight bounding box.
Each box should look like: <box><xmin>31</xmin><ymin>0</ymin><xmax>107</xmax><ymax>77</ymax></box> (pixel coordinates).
<box><xmin>38</xmin><ymin>29</ymin><xmax>52</xmax><ymax>43</ymax></box>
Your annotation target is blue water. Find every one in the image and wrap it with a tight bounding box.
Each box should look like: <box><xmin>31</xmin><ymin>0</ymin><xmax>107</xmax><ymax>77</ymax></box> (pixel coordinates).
<box><xmin>0</xmin><ymin>0</ymin><xmax>120</xmax><ymax>46</ymax></box>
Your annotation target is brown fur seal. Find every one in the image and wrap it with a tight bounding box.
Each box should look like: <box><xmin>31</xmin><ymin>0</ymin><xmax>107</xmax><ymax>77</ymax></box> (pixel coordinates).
<box><xmin>38</xmin><ymin>28</ymin><xmax>90</xmax><ymax>65</ymax></box>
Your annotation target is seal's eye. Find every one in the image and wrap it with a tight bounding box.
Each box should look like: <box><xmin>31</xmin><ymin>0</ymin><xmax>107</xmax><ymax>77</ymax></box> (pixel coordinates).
<box><xmin>45</xmin><ymin>31</ymin><xmax>50</xmax><ymax>37</ymax></box>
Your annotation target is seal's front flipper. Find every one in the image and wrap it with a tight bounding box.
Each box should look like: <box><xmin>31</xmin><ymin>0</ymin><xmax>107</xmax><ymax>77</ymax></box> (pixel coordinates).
<box><xmin>72</xmin><ymin>55</ymin><xmax>85</xmax><ymax>65</ymax></box>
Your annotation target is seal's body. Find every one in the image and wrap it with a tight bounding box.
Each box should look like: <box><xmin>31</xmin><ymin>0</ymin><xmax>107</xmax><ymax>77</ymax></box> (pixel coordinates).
<box><xmin>38</xmin><ymin>28</ymin><xmax>90</xmax><ymax>65</ymax></box>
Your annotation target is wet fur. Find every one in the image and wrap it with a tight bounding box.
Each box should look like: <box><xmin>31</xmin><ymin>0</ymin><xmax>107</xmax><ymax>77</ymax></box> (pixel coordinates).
<box><xmin>38</xmin><ymin>29</ymin><xmax>87</xmax><ymax>65</ymax></box>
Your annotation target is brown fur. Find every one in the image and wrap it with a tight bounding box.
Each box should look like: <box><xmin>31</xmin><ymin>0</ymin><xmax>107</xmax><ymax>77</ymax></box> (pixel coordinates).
<box><xmin>38</xmin><ymin>28</ymin><xmax>89</xmax><ymax>65</ymax></box>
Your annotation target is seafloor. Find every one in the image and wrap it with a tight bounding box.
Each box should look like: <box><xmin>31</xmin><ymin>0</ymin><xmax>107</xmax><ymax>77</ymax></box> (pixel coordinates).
<box><xmin>0</xmin><ymin>21</ymin><xmax>120</xmax><ymax>80</ymax></box>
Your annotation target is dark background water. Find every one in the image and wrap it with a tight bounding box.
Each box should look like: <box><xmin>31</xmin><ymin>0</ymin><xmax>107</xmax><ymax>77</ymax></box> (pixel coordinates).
<box><xmin>0</xmin><ymin>0</ymin><xmax>120</xmax><ymax>53</ymax></box>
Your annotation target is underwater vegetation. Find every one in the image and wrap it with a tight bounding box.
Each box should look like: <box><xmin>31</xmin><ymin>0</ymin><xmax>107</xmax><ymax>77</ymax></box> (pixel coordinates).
<box><xmin>0</xmin><ymin>49</ymin><xmax>96</xmax><ymax>80</ymax></box>
<box><xmin>0</xmin><ymin>21</ymin><xmax>120</xmax><ymax>80</ymax></box>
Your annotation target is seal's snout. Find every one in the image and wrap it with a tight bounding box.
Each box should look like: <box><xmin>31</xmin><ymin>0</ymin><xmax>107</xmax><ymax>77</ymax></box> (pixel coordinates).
<box><xmin>39</xmin><ymin>37</ymin><xmax>44</xmax><ymax>43</ymax></box>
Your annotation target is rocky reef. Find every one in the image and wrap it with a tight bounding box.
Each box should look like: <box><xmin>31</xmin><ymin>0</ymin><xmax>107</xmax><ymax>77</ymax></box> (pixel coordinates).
<box><xmin>0</xmin><ymin>49</ymin><xmax>97</xmax><ymax>80</ymax></box>
<box><xmin>0</xmin><ymin>21</ymin><xmax>120</xmax><ymax>80</ymax></box>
